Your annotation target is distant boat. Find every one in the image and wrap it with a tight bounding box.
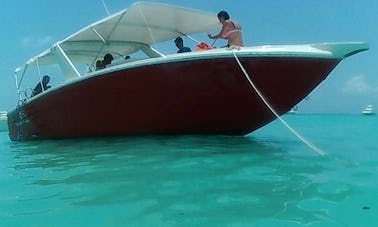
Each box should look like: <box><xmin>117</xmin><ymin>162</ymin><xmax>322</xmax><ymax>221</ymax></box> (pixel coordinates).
<box><xmin>362</xmin><ymin>105</ymin><xmax>375</xmax><ymax>115</ymax></box>
<box><xmin>287</xmin><ymin>106</ymin><xmax>298</xmax><ymax>114</ymax></box>
<box><xmin>0</xmin><ymin>111</ymin><xmax>7</xmax><ymax>120</ymax></box>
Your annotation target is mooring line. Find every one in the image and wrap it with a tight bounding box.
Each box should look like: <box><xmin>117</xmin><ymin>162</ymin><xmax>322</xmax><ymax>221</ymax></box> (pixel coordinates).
<box><xmin>101</xmin><ymin>0</ymin><xmax>111</xmax><ymax>16</ymax></box>
<box><xmin>231</xmin><ymin>48</ymin><xmax>325</xmax><ymax>156</ymax></box>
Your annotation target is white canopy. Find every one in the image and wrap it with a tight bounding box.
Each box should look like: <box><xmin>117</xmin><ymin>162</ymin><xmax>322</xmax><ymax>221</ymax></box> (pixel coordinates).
<box><xmin>17</xmin><ymin>1</ymin><xmax>220</xmax><ymax>70</ymax></box>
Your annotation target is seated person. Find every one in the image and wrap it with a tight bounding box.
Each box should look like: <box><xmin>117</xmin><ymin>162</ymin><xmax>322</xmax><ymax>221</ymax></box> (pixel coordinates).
<box><xmin>32</xmin><ymin>75</ymin><xmax>51</xmax><ymax>97</ymax></box>
<box><xmin>174</xmin><ymin>37</ymin><xmax>191</xmax><ymax>53</ymax></box>
<box><xmin>95</xmin><ymin>60</ymin><xmax>104</xmax><ymax>70</ymax></box>
<box><xmin>103</xmin><ymin>53</ymin><xmax>113</xmax><ymax>67</ymax></box>
<box><xmin>95</xmin><ymin>53</ymin><xmax>114</xmax><ymax>70</ymax></box>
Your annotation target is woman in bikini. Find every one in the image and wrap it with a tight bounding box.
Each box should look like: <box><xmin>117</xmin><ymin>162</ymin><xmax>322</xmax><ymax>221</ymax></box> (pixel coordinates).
<box><xmin>208</xmin><ymin>11</ymin><xmax>243</xmax><ymax>47</ymax></box>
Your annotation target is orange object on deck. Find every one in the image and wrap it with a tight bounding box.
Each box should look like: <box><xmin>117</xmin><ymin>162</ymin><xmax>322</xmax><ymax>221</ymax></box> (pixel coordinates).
<box><xmin>195</xmin><ymin>42</ymin><xmax>214</xmax><ymax>51</ymax></box>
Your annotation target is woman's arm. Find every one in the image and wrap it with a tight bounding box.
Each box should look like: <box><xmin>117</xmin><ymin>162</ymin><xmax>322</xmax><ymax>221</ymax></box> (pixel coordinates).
<box><xmin>208</xmin><ymin>22</ymin><xmax>229</xmax><ymax>39</ymax></box>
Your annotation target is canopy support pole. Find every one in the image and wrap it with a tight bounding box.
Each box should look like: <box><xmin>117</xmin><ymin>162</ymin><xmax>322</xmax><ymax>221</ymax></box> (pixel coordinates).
<box><xmin>35</xmin><ymin>59</ymin><xmax>45</xmax><ymax>92</ymax></box>
<box><xmin>14</xmin><ymin>71</ymin><xmax>21</xmax><ymax>101</ymax></box>
<box><xmin>16</xmin><ymin>64</ymin><xmax>28</xmax><ymax>92</ymax></box>
<box><xmin>91</xmin><ymin>27</ymin><xmax>106</xmax><ymax>44</ymax></box>
<box><xmin>55</xmin><ymin>43</ymin><xmax>81</xmax><ymax>80</ymax></box>
<box><xmin>15</xmin><ymin>64</ymin><xmax>30</xmax><ymax>102</ymax></box>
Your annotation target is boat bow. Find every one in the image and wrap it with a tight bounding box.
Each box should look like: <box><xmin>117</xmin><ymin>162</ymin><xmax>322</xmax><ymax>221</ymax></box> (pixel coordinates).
<box><xmin>312</xmin><ymin>42</ymin><xmax>369</xmax><ymax>59</ymax></box>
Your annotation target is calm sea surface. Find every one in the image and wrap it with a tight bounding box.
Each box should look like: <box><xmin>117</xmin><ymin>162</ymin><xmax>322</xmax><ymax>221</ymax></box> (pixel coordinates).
<box><xmin>1</xmin><ymin>115</ymin><xmax>377</xmax><ymax>227</ymax></box>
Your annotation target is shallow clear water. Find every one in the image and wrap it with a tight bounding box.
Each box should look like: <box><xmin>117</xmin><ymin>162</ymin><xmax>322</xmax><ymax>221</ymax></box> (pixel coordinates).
<box><xmin>1</xmin><ymin>115</ymin><xmax>377</xmax><ymax>226</ymax></box>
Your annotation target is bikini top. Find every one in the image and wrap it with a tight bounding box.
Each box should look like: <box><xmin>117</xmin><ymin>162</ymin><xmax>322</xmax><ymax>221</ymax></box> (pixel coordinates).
<box><xmin>222</xmin><ymin>20</ymin><xmax>242</xmax><ymax>38</ymax></box>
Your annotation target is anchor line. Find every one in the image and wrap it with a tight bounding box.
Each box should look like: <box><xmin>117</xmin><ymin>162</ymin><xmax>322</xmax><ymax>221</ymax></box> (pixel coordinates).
<box><xmin>231</xmin><ymin>48</ymin><xmax>325</xmax><ymax>156</ymax></box>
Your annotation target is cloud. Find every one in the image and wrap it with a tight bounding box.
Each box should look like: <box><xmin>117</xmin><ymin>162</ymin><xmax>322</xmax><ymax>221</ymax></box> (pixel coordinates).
<box><xmin>342</xmin><ymin>75</ymin><xmax>378</xmax><ymax>95</ymax></box>
<box><xmin>20</xmin><ymin>36</ymin><xmax>54</xmax><ymax>48</ymax></box>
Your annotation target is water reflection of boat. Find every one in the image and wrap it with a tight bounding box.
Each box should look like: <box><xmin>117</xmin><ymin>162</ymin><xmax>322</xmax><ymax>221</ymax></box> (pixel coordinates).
<box><xmin>6</xmin><ymin>2</ymin><xmax>368</xmax><ymax>141</ymax></box>
<box><xmin>362</xmin><ymin>105</ymin><xmax>375</xmax><ymax>115</ymax></box>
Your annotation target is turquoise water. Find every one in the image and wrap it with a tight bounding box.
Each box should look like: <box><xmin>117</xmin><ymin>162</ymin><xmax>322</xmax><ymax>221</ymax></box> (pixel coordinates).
<box><xmin>1</xmin><ymin>115</ymin><xmax>377</xmax><ymax>226</ymax></box>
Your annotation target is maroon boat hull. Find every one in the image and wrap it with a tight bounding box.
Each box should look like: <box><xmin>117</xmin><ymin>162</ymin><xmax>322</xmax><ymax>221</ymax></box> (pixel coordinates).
<box><xmin>7</xmin><ymin>56</ymin><xmax>340</xmax><ymax>140</ymax></box>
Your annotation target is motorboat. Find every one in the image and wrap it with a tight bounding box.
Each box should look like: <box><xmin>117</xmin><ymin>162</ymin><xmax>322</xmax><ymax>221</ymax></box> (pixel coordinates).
<box><xmin>7</xmin><ymin>2</ymin><xmax>368</xmax><ymax>140</ymax></box>
<box><xmin>362</xmin><ymin>105</ymin><xmax>375</xmax><ymax>115</ymax></box>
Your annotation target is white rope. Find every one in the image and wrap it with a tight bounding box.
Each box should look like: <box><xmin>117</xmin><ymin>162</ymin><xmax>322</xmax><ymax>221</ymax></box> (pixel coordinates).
<box><xmin>35</xmin><ymin>58</ymin><xmax>45</xmax><ymax>92</ymax></box>
<box><xmin>231</xmin><ymin>48</ymin><xmax>326</xmax><ymax>156</ymax></box>
<box><xmin>178</xmin><ymin>33</ymin><xmax>217</xmax><ymax>47</ymax></box>
<box><xmin>183</xmin><ymin>34</ymin><xmax>200</xmax><ymax>44</ymax></box>
<box><xmin>101</xmin><ymin>0</ymin><xmax>111</xmax><ymax>16</ymax></box>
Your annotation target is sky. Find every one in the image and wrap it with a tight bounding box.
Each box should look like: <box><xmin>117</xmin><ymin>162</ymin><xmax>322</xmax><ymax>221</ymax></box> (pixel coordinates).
<box><xmin>0</xmin><ymin>0</ymin><xmax>377</xmax><ymax>114</ymax></box>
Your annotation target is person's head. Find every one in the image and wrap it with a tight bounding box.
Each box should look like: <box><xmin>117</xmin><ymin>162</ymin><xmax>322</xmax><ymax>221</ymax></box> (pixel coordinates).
<box><xmin>103</xmin><ymin>53</ymin><xmax>113</xmax><ymax>65</ymax></box>
<box><xmin>217</xmin><ymin>11</ymin><xmax>230</xmax><ymax>23</ymax></box>
<box><xmin>42</xmin><ymin>75</ymin><xmax>50</xmax><ymax>84</ymax></box>
<box><xmin>174</xmin><ymin>37</ymin><xmax>184</xmax><ymax>49</ymax></box>
<box><xmin>96</xmin><ymin>60</ymin><xmax>103</xmax><ymax>69</ymax></box>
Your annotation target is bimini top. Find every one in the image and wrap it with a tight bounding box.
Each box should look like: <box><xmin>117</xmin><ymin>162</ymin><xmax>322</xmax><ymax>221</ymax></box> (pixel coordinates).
<box><xmin>16</xmin><ymin>1</ymin><xmax>220</xmax><ymax>73</ymax></box>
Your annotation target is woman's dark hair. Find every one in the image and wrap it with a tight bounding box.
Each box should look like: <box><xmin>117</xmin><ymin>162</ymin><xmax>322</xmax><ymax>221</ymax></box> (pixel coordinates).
<box><xmin>217</xmin><ymin>11</ymin><xmax>230</xmax><ymax>20</ymax></box>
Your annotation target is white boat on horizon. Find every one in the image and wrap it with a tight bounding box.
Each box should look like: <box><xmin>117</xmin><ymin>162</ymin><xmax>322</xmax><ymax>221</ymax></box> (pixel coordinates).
<box><xmin>362</xmin><ymin>105</ymin><xmax>375</xmax><ymax>115</ymax></box>
<box><xmin>0</xmin><ymin>111</ymin><xmax>7</xmax><ymax>120</ymax></box>
<box><xmin>287</xmin><ymin>106</ymin><xmax>299</xmax><ymax>114</ymax></box>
